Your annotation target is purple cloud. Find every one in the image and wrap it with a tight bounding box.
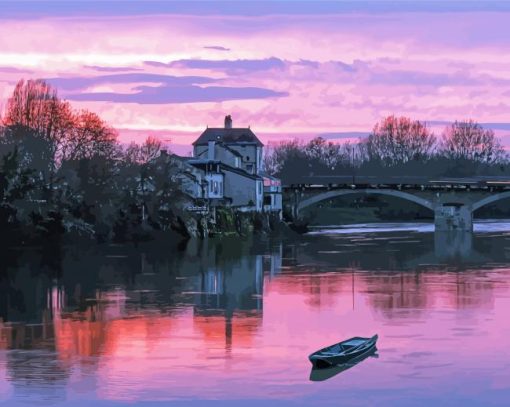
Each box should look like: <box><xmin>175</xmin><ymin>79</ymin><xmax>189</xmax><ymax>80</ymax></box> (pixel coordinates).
<box><xmin>203</xmin><ymin>45</ymin><xmax>231</xmax><ymax>51</ymax></box>
<box><xmin>368</xmin><ymin>69</ymin><xmax>510</xmax><ymax>87</ymax></box>
<box><xmin>144</xmin><ymin>57</ymin><xmax>286</xmax><ymax>74</ymax></box>
<box><xmin>84</xmin><ymin>65</ymin><xmax>143</xmax><ymax>72</ymax></box>
<box><xmin>66</xmin><ymin>84</ymin><xmax>288</xmax><ymax>104</ymax></box>
<box><xmin>46</xmin><ymin>73</ymin><xmax>217</xmax><ymax>91</ymax></box>
<box><xmin>3</xmin><ymin>1</ymin><xmax>510</xmax><ymax>19</ymax></box>
<box><xmin>0</xmin><ymin>66</ymin><xmax>33</xmax><ymax>74</ymax></box>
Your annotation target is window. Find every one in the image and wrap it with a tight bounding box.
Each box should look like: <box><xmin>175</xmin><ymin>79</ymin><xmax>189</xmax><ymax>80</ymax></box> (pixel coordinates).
<box><xmin>246</xmin><ymin>156</ymin><xmax>250</xmax><ymax>161</ymax></box>
<box><xmin>209</xmin><ymin>182</ymin><xmax>213</xmax><ymax>192</ymax></box>
<box><xmin>264</xmin><ymin>195</ymin><xmax>271</xmax><ymax>205</ymax></box>
<box><xmin>247</xmin><ymin>164</ymin><xmax>253</xmax><ymax>173</ymax></box>
<box><xmin>213</xmin><ymin>181</ymin><xmax>218</xmax><ymax>194</ymax></box>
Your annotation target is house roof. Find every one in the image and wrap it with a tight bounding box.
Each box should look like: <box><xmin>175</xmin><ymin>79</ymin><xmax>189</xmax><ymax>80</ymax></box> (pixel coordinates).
<box><xmin>192</xmin><ymin>128</ymin><xmax>263</xmax><ymax>147</ymax></box>
<box><xmin>188</xmin><ymin>159</ymin><xmax>262</xmax><ymax>181</ymax></box>
<box><xmin>219</xmin><ymin>162</ymin><xmax>263</xmax><ymax>181</ymax></box>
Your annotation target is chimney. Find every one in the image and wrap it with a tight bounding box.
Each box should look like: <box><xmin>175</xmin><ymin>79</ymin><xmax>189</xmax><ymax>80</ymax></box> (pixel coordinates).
<box><xmin>224</xmin><ymin>115</ymin><xmax>232</xmax><ymax>129</ymax></box>
<box><xmin>208</xmin><ymin>141</ymin><xmax>215</xmax><ymax>160</ymax></box>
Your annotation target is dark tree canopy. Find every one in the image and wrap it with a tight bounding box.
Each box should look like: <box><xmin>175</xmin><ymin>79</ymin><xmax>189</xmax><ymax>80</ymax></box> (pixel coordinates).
<box><xmin>440</xmin><ymin>120</ymin><xmax>505</xmax><ymax>164</ymax></box>
<box><xmin>364</xmin><ymin>115</ymin><xmax>436</xmax><ymax>166</ymax></box>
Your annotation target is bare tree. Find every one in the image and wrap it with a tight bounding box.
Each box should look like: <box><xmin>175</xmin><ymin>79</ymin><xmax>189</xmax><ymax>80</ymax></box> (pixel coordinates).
<box><xmin>262</xmin><ymin>139</ymin><xmax>305</xmax><ymax>176</ymax></box>
<box><xmin>364</xmin><ymin>116</ymin><xmax>436</xmax><ymax>166</ymax></box>
<box><xmin>440</xmin><ymin>120</ymin><xmax>506</xmax><ymax>164</ymax></box>
<box><xmin>63</xmin><ymin>110</ymin><xmax>118</xmax><ymax>161</ymax></box>
<box><xmin>3</xmin><ymin>79</ymin><xmax>75</xmax><ymax>171</ymax></box>
<box><xmin>305</xmin><ymin>137</ymin><xmax>345</xmax><ymax>170</ymax></box>
<box><xmin>139</xmin><ymin>136</ymin><xmax>162</xmax><ymax>164</ymax></box>
<box><xmin>123</xmin><ymin>136</ymin><xmax>162</xmax><ymax>165</ymax></box>
<box><xmin>3</xmin><ymin>79</ymin><xmax>56</xmax><ymax>132</ymax></box>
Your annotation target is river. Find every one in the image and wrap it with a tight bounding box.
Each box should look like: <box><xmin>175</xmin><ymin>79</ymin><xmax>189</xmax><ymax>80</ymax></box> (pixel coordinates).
<box><xmin>1</xmin><ymin>221</ymin><xmax>510</xmax><ymax>406</ymax></box>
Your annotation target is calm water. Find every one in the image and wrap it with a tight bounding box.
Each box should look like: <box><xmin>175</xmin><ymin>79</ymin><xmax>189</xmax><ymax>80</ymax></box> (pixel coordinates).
<box><xmin>1</xmin><ymin>222</ymin><xmax>510</xmax><ymax>406</ymax></box>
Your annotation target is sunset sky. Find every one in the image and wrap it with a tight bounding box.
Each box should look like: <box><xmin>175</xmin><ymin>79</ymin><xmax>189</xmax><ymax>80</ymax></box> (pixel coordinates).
<box><xmin>1</xmin><ymin>0</ymin><xmax>510</xmax><ymax>154</ymax></box>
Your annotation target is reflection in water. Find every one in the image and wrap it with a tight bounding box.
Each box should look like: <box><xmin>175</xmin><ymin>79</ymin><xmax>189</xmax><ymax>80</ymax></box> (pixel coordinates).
<box><xmin>0</xmin><ymin>224</ymin><xmax>510</xmax><ymax>405</ymax></box>
<box><xmin>309</xmin><ymin>348</ymin><xmax>379</xmax><ymax>382</ymax></box>
<box><xmin>434</xmin><ymin>231</ymin><xmax>473</xmax><ymax>261</ymax></box>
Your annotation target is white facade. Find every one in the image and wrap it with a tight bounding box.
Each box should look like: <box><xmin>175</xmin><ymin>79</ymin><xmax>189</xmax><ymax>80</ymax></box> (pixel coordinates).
<box><xmin>189</xmin><ymin>116</ymin><xmax>281</xmax><ymax>213</ymax></box>
<box><xmin>205</xmin><ymin>173</ymin><xmax>224</xmax><ymax>199</ymax></box>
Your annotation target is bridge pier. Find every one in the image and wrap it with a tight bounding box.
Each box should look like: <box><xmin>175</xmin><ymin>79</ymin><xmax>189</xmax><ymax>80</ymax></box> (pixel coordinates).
<box><xmin>434</xmin><ymin>203</ymin><xmax>473</xmax><ymax>232</ymax></box>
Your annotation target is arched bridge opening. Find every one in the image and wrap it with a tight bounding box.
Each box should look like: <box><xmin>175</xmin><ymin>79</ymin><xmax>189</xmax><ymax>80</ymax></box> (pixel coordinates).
<box><xmin>296</xmin><ymin>189</ymin><xmax>435</xmax><ymax>218</ymax></box>
<box><xmin>472</xmin><ymin>191</ymin><xmax>510</xmax><ymax>221</ymax></box>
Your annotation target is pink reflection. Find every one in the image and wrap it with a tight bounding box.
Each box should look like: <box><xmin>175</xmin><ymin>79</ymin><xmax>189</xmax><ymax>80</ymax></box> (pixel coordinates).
<box><xmin>1</xmin><ymin>266</ymin><xmax>509</xmax><ymax>402</ymax></box>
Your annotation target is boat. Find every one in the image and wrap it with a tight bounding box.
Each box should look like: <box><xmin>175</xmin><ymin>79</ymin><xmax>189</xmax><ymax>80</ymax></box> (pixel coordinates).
<box><xmin>309</xmin><ymin>348</ymin><xmax>378</xmax><ymax>382</ymax></box>
<box><xmin>308</xmin><ymin>334</ymin><xmax>378</xmax><ymax>369</ymax></box>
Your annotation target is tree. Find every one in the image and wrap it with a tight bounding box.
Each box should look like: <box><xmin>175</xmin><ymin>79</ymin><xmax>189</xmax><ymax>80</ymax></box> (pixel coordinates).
<box><xmin>304</xmin><ymin>137</ymin><xmax>345</xmax><ymax>171</ymax></box>
<box><xmin>123</xmin><ymin>136</ymin><xmax>162</xmax><ymax>165</ymax></box>
<box><xmin>3</xmin><ymin>79</ymin><xmax>75</xmax><ymax>171</ymax></box>
<box><xmin>62</xmin><ymin>110</ymin><xmax>118</xmax><ymax>161</ymax></box>
<box><xmin>440</xmin><ymin>120</ymin><xmax>506</xmax><ymax>164</ymax></box>
<box><xmin>262</xmin><ymin>139</ymin><xmax>306</xmax><ymax>177</ymax></box>
<box><xmin>364</xmin><ymin>116</ymin><xmax>436</xmax><ymax>166</ymax></box>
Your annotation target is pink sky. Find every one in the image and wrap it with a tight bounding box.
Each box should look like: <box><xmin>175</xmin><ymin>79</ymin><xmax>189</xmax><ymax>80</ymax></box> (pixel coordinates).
<box><xmin>1</xmin><ymin>2</ymin><xmax>510</xmax><ymax>155</ymax></box>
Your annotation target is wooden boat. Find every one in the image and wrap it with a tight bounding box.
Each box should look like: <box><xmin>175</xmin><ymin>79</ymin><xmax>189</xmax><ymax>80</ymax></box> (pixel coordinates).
<box><xmin>309</xmin><ymin>348</ymin><xmax>378</xmax><ymax>382</ymax></box>
<box><xmin>308</xmin><ymin>334</ymin><xmax>378</xmax><ymax>368</ymax></box>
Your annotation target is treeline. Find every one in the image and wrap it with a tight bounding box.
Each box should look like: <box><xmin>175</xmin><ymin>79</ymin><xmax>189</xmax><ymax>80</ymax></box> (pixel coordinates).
<box><xmin>264</xmin><ymin>116</ymin><xmax>509</xmax><ymax>183</ymax></box>
<box><xmin>0</xmin><ymin>79</ymin><xmax>191</xmax><ymax>246</ymax></box>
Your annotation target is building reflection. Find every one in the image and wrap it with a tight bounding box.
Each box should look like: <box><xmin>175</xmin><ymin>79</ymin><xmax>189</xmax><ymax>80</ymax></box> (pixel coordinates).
<box><xmin>192</xmin><ymin>249</ymin><xmax>267</xmax><ymax>351</ymax></box>
<box><xmin>0</xmin><ymin>241</ymin><xmax>284</xmax><ymax>376</ymax></box>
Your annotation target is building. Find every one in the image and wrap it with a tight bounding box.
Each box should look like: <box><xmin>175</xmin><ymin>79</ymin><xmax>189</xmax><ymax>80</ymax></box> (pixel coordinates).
<box><xmin>188</xmin><ymin>159</ymin><xmax>263</xmax><ymax>212</ymax></box>
<box><xmin>261</xmin><ymin>172</ymin><xmax>283</xmax><ymax>217</ymax></box>
<box><xmin>192</xmin><ymin>115</ymin><xmax>263</xmax><ymax>175</ymax></box>
<box><xmin>176</xmin><ymin>115</ymin><xmax>282</xmax><ymax>214</ymax></box>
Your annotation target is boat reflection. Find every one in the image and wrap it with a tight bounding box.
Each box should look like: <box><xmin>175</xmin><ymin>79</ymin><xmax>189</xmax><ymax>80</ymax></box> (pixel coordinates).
<box><xmin>309</xmin><ymin>348</ymin><xmax>378</xmax><ymax>382</ymax></box>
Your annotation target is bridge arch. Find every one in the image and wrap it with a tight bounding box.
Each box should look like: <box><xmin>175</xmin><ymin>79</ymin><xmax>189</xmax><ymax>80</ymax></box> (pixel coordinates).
<box><xmin>472</xmin><ymin>191</ymin><xmax>510</xmax><ymax>213</ymax></box>
<box><xmin>296</xmin><ymin>189</ymin><xmax>435</xmax><ymax>214</ymax></box>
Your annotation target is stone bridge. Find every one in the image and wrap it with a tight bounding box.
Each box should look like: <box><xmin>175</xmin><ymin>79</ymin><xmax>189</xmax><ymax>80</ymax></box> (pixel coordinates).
<box><xmin>283</xmin><ymin>176</ymin><xmax>510</xmax><ymax>231</ymax></box>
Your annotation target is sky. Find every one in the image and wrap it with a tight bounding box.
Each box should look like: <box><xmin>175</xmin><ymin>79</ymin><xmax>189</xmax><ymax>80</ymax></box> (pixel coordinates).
<box><xmin>1</xmin><ymin>0</ymin><xmax>510</xmax><ymax>155</ymax></box>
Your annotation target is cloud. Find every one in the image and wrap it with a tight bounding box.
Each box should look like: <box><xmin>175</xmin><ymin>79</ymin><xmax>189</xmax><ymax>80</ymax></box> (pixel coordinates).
<box><xmin>3</xmin><ymin>1</ymin><xmax>510</xmax><ymax>20</ymax></box>
<box><xmin>66</xmin><ymin>84</ymin><xmax>288</xmax><ymax>104</ymax></box>
<box><xmin>367</xmin><ymin>69</ymin><xmax>506</xmax><ymax>87</ymax></box>
<box><xmin>427</xmin><ymin>121</ymin><xmax>510</xmax><ymax>131</ymax></box>
<box><xmin>46</xmin><ymin>73</ymin><xmax>217</xmax><ymax>91</ymax></box>
<box><xmin>143</xmin><ymin>61</ymin><xmax>171</xmax><ymax>69</ymax></box>
<box><xmin>145</xmin><ymin>57</ymin><xmax>286</xmax><ymax>74</ymax></box>
<box><xmin>84</xmin><ymin>65</ymin><xmax>143</xmax><ymax>72</ymax></box>
<box><xmin>0</xmin><ymin>66</ymin><xmax>33</xmax><ymax>74</ymax></box>
<box><xmin>203</xmin><ymin>45</ymin><xmax>230</xmax><ymax>51</ymax></box>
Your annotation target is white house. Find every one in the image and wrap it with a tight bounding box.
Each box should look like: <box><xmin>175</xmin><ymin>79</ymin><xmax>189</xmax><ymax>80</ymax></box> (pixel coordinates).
<box><xmin>192</xmin><ymin>115</ymin><xmax>263</xmax><ymax>175</ymax></box>
<box><xmin>187</xmin><ymin>115</ymin><xmax>282</xmax><ymax>214</ymax></box>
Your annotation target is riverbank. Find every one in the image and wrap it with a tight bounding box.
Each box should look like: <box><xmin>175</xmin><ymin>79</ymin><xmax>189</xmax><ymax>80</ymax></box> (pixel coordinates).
<box><xmin>0</xmin><ymin>205</ymin><xmax>292</xmax><ymax>249</ymax></box>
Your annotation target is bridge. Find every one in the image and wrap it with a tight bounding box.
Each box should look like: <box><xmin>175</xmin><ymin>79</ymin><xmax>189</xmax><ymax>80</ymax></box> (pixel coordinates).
<box><xmin>283</xmin><ymin>175</ymin><xmax>510</xmax><ymax>231</ymax></box>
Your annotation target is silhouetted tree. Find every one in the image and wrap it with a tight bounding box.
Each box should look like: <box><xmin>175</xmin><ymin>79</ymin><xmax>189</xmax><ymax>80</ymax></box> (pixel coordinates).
<box><xmin>263</xmin><ymin>139</ymin><xmax>307</xmax><ymax>177</ymax></box>
<box><xmin>3</xmin><ymin>79</ymin><xmax>75</xmax><ymax>173</ymax></box>
<box><xmin>440</xmin><ymin>120</ymin><xmax>506</xmax><ymax>164</ymax></box>
<box><xmin>62</xmin><ymin>110</ymin><xmax>118</xmax><ymax>161</ymax></box>
<box><xmin>364</xmin><ymin>116</ymin><xmax>436</xmax><ymax>166</ymax></box>
<box><xmin>305</xmin><ymin>137</ymin><xmax>347</xmax><ymax>170</ymax></box>
<box><xmin>124</xmin><ymin>136</ymin><xmax>162</xmax><ymax>165</ymax></box>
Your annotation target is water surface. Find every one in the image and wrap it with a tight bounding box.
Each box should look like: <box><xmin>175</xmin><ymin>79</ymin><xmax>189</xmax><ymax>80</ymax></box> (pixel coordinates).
<box><xmin>1</xmin><ymin>222</ymin><xmax>510</xmax><ymax>406</ymax></box>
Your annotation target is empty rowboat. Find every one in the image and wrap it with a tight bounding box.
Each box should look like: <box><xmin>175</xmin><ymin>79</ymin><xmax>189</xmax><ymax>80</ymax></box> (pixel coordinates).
<box><xmin>308</xmin><ymin>334</ymin><xmax>378</xmax><ymax>369</ymax></box>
